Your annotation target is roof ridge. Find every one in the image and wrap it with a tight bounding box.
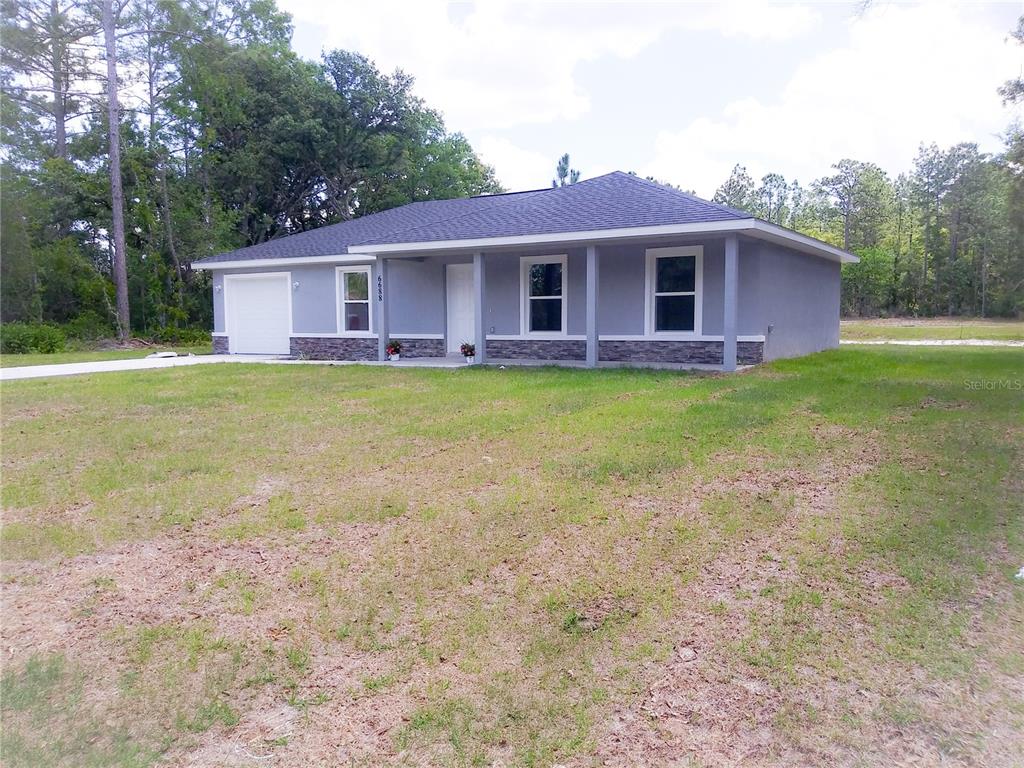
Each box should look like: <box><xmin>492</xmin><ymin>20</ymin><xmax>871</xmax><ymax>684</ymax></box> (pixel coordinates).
<box><xmin>352</xmin><ymin>172</ymin><xmax>652</xmax><ymax>247</ymax></box>
<box><xmin>469</xmin><ymin>187</ymin><xmax>551</xmax><ymax>199</ymax></box>
<box><xmin>349</xmin><ymin>170</ymin><xmax>752</xmax><ymax>248</ymax></box>
<box><xmin>615</xmin><ymin>171</ymin><xmax>754</xmax><ymax>219</ymax></box>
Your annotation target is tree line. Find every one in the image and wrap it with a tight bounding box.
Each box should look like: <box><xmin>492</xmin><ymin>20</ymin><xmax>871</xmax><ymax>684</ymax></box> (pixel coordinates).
<box><xmin>711</xmin><ymin>145</ymin><xmax>1023</xmax><ymax>318</ymax></box>
<box><xmin>1</xmin><ymin>0</ymin><xmax>502</xmax><ymax>342</ymax></box>
<box><xmin>2</xmin><ymin>3</ymin><xmax>1021</xmax><ymax>346</ymax></box>
<box><xmin>711</xmin><ymin>18</ymin><xmax>1023</xmax><ymax>318</ymax></box>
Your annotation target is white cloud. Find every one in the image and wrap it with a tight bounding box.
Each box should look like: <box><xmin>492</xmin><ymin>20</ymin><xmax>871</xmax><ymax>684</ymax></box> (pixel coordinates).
<box><xmin>278</xmin><ymin>2</ymin><xmax>1018</xmax><ymax>195</ymax></box>
<box><xmin>686</xmin><ymin>2</ymin><xmax>821</xmax><ymax>40</ymax></box>
<box><xmin>642</xmin><ymin>3</ymin><xmax>1023</xmax><ymax>196</ymax></box>
<box><xmin>278</xmin><ymin>1</ymin><xmax>821</xmax><ymax>133</ymax></box>
<box><xmin>475</xmin><ymin>136</ymin><xmax>554</xmax><ymax>191</ymax></box>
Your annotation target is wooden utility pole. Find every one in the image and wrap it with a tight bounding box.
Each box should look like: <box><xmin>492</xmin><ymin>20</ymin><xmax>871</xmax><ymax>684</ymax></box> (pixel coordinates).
<box><xmin>101</xmin><ymin>0</ymin><xmax>130</xmax><ymax>340</ymax></box>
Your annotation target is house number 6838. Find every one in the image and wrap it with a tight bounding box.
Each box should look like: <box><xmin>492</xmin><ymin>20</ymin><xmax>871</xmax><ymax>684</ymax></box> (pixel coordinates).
<box><xmin>377</xmin><ymin>275</ymin><xmax>383</xmax><ymax>302</ymax></box>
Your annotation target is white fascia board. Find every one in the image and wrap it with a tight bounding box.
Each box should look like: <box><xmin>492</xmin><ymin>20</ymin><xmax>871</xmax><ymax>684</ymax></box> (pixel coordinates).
<box><xmin>347</xmin><ymin>219</ymin><xmax>858</xmax><ymax>264</ymax></box>
<box><xmin>193</xmin><ymin>254</ymin><xmax>375</xmax><ymax>270</ymax></box>
<box><xmin>749</xmin><ymin>221</ymin><xmax>859</xmax><ymax>264</ymax></box>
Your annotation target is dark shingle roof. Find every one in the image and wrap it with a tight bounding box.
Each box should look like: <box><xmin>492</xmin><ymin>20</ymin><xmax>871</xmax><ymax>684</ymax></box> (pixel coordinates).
<box><xmin>352</xmin><ymin>172</ymin><xmax>750</xmax><ymax>247</ymax></box>
<box><xmin>194</xmin><ymin>172</ymin><xmax>753</xmax><ymax>264</ymax></box>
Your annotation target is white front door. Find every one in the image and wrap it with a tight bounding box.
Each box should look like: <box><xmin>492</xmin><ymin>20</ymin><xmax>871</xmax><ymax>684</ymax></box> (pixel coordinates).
<box><xmin>446</xmin><ymin>263</ymin><xmax>475</xmax><ymax>354</ymax></box>
<box><xmin>225</xmin><ymin>274</ymin><xmax>291</xmax><ymax>354</ymax></box>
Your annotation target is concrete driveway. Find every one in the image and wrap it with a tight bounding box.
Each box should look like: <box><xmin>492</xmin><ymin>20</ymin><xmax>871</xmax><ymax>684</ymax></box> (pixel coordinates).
<box><xmin>0</xmin><ymin>354</ymin><xmax>282</xmax><ymax>381</ymax></box>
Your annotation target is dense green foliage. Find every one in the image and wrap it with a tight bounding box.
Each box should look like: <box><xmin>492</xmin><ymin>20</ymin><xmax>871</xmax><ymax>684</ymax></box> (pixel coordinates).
<box><xmin>0</xmin><ymin>0</ymin><xmax>502</xmax><ymax>338</ymax></box>
<box><xmin>3</xmin><ymin>2</ymin><xmax>1020</xmax><ymax>334</ymax></box>
<box><xmin>712</xmin><ymin>46</ymin><xmax>1024</xmax><ymax>320</ymax></box>
<box><xmin>0</xmin><ymin>321</ymin><xmax>66</xmax><ymax>353</ymax></box>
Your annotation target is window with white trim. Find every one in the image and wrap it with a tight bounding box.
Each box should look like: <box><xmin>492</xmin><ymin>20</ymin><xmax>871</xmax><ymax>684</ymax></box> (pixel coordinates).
<box><xmin>337</xmin><ymin>266</ymin><xmax>371</xmax><ymax>333</ymax></box>
<box><xmin>646</xmin><ymin>246</ymin><xmax>702</xmax><ymax>334</ymax></box>
<box><xmin>521</xmin><ymin>255</ymin><xmax>567</xmax><ymax>334</ymax></box>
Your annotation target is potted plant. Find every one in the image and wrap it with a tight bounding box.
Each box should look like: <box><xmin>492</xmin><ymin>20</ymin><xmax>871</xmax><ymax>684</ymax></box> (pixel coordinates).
<box><xmin>460</xmin><ymin>341</ymin><xmax>475</xmax><ymax>364</ymax></box>
<box><xmin>386</xmin><ymin>339</ymin><xmax>402</xmax><ymax>361</ymax></box>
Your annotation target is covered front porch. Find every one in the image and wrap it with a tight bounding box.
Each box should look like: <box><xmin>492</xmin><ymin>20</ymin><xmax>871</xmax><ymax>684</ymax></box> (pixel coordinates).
<box><xmin>361</xmin><ymin>233</ymin><xmax>759</xmax><ymax>372</ymax></box>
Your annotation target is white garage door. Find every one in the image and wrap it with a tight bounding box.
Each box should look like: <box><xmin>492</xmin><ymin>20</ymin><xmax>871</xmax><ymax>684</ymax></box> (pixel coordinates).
<box><xmin>225</xmin><ymin>274</ymin><xmax>291</xmax><ymax>354</ymax></box>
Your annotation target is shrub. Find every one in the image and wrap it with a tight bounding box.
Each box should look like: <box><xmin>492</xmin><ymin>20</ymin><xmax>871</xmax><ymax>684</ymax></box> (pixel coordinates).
<box><xmin>148</xmin><ymin>327</ymin><xmax>211</xmax><ymax>345</ymax></box>
<box><xmin>0</xmin><ymin>323</ymin><xmax>67</xmax><ymax>354</ymax></box>
<box><xmin>62</xmin><ymin>311</ymin><xmax>113</xmax><ymax>342</ymax></box>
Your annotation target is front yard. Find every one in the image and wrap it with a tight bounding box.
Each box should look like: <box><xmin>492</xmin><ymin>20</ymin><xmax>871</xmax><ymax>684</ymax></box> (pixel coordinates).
<box><xmin>840</xmin><ymin>317</ymin><xmax>1024</xmax><ymax>341</ymax></box>
<box><xmin>1</xmin><ymin>348</ymin><xmax>1022</xmax><ymax>766</ymax></box>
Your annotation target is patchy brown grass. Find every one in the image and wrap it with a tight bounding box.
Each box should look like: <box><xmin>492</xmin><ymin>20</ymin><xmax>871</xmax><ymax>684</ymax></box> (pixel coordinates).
<box><xmin>2</xmin><ymin>347</ymin><xmax>1022</xmax><ymax>766</ymax></box>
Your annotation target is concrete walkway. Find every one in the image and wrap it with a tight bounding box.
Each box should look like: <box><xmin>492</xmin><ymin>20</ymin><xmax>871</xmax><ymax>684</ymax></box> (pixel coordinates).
<box><xmin>2</xmin><ymin>352</ymin><xmax>733</xmax><ymax>381</ymax></box>
<box><xmin>1</xmin><ymin>354</ymin><xmax>481</xmax><ymax>381</ymax></box>
<box><xmin>840</xmin><ymin>339</ymin><xmax>1024</xmax><ymax>347</ymax></box>
<box><xmin>0</xmin><ymin>354</ymin><xmax>281</xmax><ymax>381</ymax></box>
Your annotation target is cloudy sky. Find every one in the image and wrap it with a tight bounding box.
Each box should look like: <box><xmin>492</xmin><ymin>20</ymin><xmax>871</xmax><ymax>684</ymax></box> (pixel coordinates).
<box><xmin>278</xmin><ymin>1</ymin><xmax>1022</xmax><ymax>197</ymax></box>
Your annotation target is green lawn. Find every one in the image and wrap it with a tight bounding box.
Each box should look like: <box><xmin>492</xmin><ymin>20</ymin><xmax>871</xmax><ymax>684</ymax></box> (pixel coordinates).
<box><xmin>841</xmin><ymin>317</ymin><xmax>1024</xmax><ymax>341</ymax></box>
<box><xmin>1</xmin><ymin>348</ymin><xmax>1022</xmax><ymax>766</ymax></box>
<box><xmin>0</xmin><ymin>344</ymin><xmax>213</xmax><ymax>368</ymax></box>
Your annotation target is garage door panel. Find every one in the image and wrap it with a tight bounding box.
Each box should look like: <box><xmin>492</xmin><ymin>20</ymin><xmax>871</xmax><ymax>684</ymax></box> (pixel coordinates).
<box><xmin>226</xmin><ymin>275</ymin><xmax>291</xmax><ymax>354</ymax></box>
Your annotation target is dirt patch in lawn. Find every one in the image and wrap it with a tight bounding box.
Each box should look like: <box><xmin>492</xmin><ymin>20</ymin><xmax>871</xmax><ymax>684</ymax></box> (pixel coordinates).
<box><xmin>590</xmin><ymin>429</ymin><xmax>1024</xmax><ymax>768</ymax></box>
<box><xmin>0</xmin><ymin>489</ymin><xmax>405</xmax><ymax>764</ymax></box>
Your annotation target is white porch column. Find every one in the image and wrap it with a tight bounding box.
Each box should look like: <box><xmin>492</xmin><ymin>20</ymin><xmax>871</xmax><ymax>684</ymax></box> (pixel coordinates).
<box><xmin>473</xmin><ymin>251</ymin><xmax>486</xmax><ymax>365</ymax></box>
<box><xmin>723</xmin><ymin>235</ymin><xmax>739</xmax><ymax>372</ymax></box>
<box><xmin>376</xmin><ymin>257</ymin><xmax>389</xmax><ymax>362</ymax></box>
<box><xmin>586</xmin><ymin>245</ymin><xmax>599</xmax><ymax>368</ymax></box>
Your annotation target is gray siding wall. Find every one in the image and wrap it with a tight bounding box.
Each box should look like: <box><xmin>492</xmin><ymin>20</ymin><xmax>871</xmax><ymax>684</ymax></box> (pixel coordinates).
<box><xmin>213</xmin><ymin>262</ymin><xmax>376</xmax><ymax>335</ymax></box>
<box><xmin>209</xmin><ymin>244</ymin><xmax>764</xmax><ymax>338</ymax></box>
<box><xmin>591</xmin><ymin>238</ymin><xmax>762</xmax><ymax>336</ymax></box>
<box><xmin>483</xmin><ymin>254</ymin><xmax>518</xmax><ymax>334</ymax></box>
<box><xmin>756</xmin><ymin>242</ymin><xmax>841</xmax><ymax>360</ymax></box>
<box><xmin>477</xmin><ymin>239</ymin><xmax>765</xmax><ymax>337</ymax></box>
<box><xmin>209</xmin><ymin>238</ymin><xmax>839</xmax><ymax>363</ymax></box>
<box><xmin>293</xmin><ymin>265</ymin><xmax>341</xmax><ymax>333</ymax></box>
<box><xmin>475</xmin><ymin>246</ymin><xmax>588</xmax><ymax>335</ymax></box>
<box><xmin>213</xmin><ymin>271</ymin><xmax>225</xmax><ymax>332</ymax></box>
<box><xmin>388</xmin><ymin>257</ymin><xmax>446</xmax><ymax>334</ymax></box>
<box><xmin>377</xmin><ymin>247</ymin><xmax>592</xmax><ymax>336</ymax></box>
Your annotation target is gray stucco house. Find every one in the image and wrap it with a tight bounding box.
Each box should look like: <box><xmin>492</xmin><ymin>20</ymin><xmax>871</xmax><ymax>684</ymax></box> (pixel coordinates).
<box><xmin>193</xmin><ymin>172</ymin><xmax>856</xmax><ymax>370</ymax></box>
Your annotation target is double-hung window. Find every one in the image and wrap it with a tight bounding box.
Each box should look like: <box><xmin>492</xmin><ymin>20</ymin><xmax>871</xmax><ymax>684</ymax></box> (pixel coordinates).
<box><xmin>521</xmin><ymin>255</ymin><xmax>567</xmax><ymax>335</ymax></box>
<box><xmin>337</xmin><ymin>266</ymin><xmax>372</xmax><ymax>334</ymax></box>
<box><xmin>646</xmin><ymin>246</ymin><xmax>702</xmax><ymax>335</ymax></box>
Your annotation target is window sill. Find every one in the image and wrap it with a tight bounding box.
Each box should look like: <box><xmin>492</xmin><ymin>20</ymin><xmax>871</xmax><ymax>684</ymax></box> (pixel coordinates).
<box><xmin>603</xmin><ymin>334</ymin><xmax>766</xmax><ymax>343</ymax></box>
<box><xmin>292</xmin><ymin>332</ymin><xmax>378</xmax><ymax>339</ymax></box>
<box><xmin>492</xmin><ymin>334</ymin><xmax>584</xmax><ymax>341</ymax></box>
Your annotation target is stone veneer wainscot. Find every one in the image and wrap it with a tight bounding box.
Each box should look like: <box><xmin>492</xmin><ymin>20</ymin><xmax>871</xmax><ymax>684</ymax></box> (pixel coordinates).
<box><xmin>224</xmin><ymin>335</ymin><xmax>762</xmax><ymax>366</ymax></box>
<box><xmin>391</xmin><ymin>338</ymin><xmax>446</xmax><ymax>357</ymax></box>
<box><xmin>486</xmin><ymin>339</ymin><xmax>587</xmax><ymax>361</ymax></box>
<box><xmin>599</xmin><ymin>340</ymin><xmax>763</xmax><ymax>365</ymax></box>
<box><xmin>290</xmin><ymin>337</ymin><xmax>377</xmax><ymax>360</ymax></box>
<box><xmin>288</xmin><ymin>336</ymin><xmax>446</xmax><ymax>360</ymax></box>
